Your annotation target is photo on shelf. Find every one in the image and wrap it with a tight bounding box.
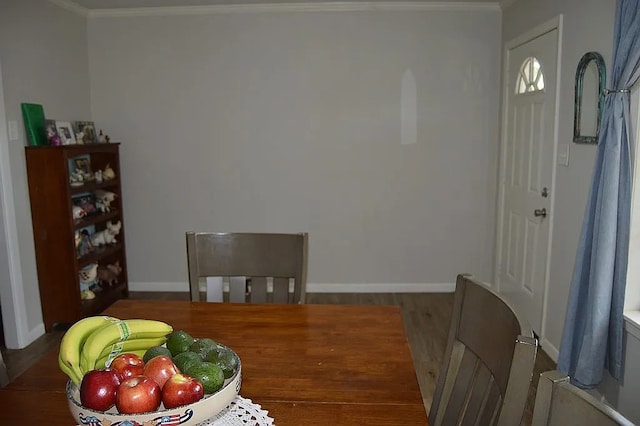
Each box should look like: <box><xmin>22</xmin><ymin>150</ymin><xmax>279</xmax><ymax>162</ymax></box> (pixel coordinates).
<box><xmin>74</xmin><ymin>121</ymin><xmax>97</xmax><ymax>145</ymax></box>
<box><xmin>69</xmin><ymin>155</ymin><xmax>93</xmax><ymax>182</ymax></box>
<box><xmin>55</xmin><ymin>120</ymin><xmax>75</xmax><ymax>145</ymax></box>
<box><xmin>44</xmin><ymin>119</ymin><xmax>61</xmax><ymax>146</ymax></box>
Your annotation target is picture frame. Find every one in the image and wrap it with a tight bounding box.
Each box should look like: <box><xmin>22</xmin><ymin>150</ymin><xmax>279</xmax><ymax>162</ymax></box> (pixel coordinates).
<box><xmin>44</xmin><ymin>119</ymin><xmax>61</xmax><ymax>146</ymax></box>
<box><xmin>56</xmin><ymin>120</ymin><xmax>75</xmax><ymax>145</ymax></box>
<box><xmin>72</xmin><ymin>155</ymin><xmax>92</xmax><ymax>180</ymax></box>
<box><xmin>573</xmin><ymin>51</ymin><xmax>606</xmax><ymax>144</ymax></box>
<box><xmin>74</xmin><ymin>121</ymin><xmax>97</xmax><ymax>145</ymax></box>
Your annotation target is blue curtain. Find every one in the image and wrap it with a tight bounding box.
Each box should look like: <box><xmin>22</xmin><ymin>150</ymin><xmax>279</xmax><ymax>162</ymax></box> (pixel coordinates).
<box><xmin>558</xmin><ymin>0</ymin><xmax>640</xmax><ymax>389</ymax></box>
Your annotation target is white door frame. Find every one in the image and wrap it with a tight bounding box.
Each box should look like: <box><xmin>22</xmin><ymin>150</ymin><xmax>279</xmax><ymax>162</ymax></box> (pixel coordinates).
<box><xmin>495</xmin><ymin>15</ymin><xmax>563</xmax><ymax>357</ymax></box>
<box><xmin>0</xmin><ymin>57</ymin><xmax>30</xmax><ymax>349</ymax></box>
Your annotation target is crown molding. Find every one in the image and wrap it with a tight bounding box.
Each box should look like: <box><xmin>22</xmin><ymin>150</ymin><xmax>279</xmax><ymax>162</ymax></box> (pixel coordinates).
<box><xmin>85</xmin><ymin>2</ymin><xmax>500</xmax><ymax>18</ymax></box>
<box><xmin>48</xmin><ymin>0</ymin><xmax>89</xmax><ymax>16</ymax></box>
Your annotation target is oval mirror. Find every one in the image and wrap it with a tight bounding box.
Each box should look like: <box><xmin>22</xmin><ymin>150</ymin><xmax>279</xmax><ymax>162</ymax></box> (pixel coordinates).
<box><xmin>573</xmin><ymin>52</ymin><xmax>606</xmax><ymax>144</ymax></box>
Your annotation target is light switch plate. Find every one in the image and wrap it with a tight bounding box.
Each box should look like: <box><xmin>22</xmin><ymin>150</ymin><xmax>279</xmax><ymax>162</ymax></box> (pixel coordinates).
<box><xmin>558</xmin><ymin>143</ymin><xmax>569</xmax><ymax>166</ymax></box>
<box><xmin>8</xmin><ymin>120</ymin><xmax>18</xmax><ymax>141</ymax></box>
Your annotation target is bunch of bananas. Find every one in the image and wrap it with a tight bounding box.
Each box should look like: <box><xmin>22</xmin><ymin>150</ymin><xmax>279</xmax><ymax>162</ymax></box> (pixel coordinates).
<box><xmin>58</xmin><ymin>316</ymin><xmax>173</xmax><ymax>385</ymax></box>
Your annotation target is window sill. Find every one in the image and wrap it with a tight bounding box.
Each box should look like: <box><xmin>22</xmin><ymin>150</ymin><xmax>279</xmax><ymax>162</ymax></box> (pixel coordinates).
<box><xmin>624</xmin><ymin>311</ymin><xmax>640</xmax><ymax>340</ymax></box>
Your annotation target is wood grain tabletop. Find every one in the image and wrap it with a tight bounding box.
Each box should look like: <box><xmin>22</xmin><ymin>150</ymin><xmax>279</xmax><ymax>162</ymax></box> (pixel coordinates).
<box><xmin>0</xmin><ymin>300</ymin><xmax>428</xmax><ymax>425</ymax></box>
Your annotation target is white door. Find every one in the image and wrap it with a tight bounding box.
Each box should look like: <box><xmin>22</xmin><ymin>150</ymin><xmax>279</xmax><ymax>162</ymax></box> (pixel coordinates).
<box><xmin>496</xmin><ymin>24</ymin><xmax>559</xmax><ymax>335</ymax></box>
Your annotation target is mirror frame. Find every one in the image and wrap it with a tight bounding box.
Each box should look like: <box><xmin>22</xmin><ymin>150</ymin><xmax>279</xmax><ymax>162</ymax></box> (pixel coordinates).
<box><xmin>573</xmin><ymin>51</ymin><xmax>606</xmax><ymax>144</ymax></box>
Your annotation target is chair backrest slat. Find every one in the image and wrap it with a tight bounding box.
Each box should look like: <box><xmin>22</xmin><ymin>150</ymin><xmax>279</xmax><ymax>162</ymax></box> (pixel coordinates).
<box><xmin>443</xmin><ymin>349</ymin><xmax>480</xmax><ymax>423</ymax></box>
<box><xmin>225</xmin><ymin>276</ymin><xmax>245</xmax><ymax>302</ymax></box>
<box><xmin>272</xmin><ymin>277</ymin><xmax>290</xmax><ymax>303</ymax></box>
<box><xmin>187</xmin><ymin>232</ymin><xmax>308</xmax><ymax>304</ymax></box>
<box><xmin>250</xmin><ymin>277</ymin><xmax>268</xmax><ymax>303</ymax></box>
<box><xmin>479</xmin><ymin>384</ymin><xmax>502</xmax><ymax>426</ymax></box>
<box><xmin>430</xmin><ymin>274</ymin><xmax>538</xmax><ymax>426</ymax></box>
<box><xmin>461</xmin><ymin>362</ymin><xmax>493</xmax><ymax>426</ymax></box>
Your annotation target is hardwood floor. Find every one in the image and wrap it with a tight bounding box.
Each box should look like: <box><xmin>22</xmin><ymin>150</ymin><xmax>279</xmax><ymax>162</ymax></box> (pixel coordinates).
<box><xmin>0</xmin><ymin>292</ymin><xmax>555</xmax><ymax>424</ymax></box>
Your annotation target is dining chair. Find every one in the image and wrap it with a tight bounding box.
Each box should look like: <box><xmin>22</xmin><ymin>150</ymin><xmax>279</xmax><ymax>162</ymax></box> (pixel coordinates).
<box><xmin>531</xmin><ymin>370</ymin><xmax>634</xmax><ymax>425</ymax></box>
<box><xmin>0</xmin><ymin>349</ymin><xmax>9</xmax><ymax>388</ymax></box>
<box><xmin>429</xmin><ymin>274</ymin><xmax>539</xmax><ymax>426</ymax></box>
<box><xmin>186</xmin><ymin>232</ymin><xmax>308</xmax><ymax>304</ymax></box>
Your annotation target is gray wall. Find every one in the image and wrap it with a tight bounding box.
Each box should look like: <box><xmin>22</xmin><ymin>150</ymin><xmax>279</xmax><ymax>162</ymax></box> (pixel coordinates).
<box><xmin>0</xmin><ymin>0</ymin><xmax>92</xmax><ymax>347</ymax></box>
<box><xmin>87</xmin><ymin>7</ymin><xmax>502</xmax><ymax>292</ymax></box>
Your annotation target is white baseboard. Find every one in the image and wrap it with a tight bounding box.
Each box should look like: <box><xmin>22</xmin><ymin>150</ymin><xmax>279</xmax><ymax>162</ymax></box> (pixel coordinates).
<box><xmin>13</xmin><ymin>323</ymin><xmax>47</xmax><ymax>350</ymax></box>
<box><xmin>129</xmin><ymin>282</ymin><xmax>190</xmax><ymax>292</ymax></box>
<box><xmin>308</xmin><ymin>282</ymin><xmax>455</xmax><ymax>293</ymax></box>
<box><xmin>541</xmin><ymin>337</ymin><xmax>559</xmax><ymax>363</ymax></box>
<box><xmin>129</xmin><ymin>281</ymin><xmax>456</xmax><ymax>293</ymax></box>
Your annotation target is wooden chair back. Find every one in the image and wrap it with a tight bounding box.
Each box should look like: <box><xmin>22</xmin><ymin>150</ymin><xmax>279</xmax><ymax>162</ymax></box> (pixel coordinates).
<box><xmin>429</xmin><ymin>274</ymin><xmax>538</xmax><ymax>426</ymax></box>
<box><xmin>531</xmin><ymin>370</ymin><xmax>634</xmax><ymax>426</ymax></box>
<box><xmin>186</xmin><ymin>232</ymin><xmax>308</xmax><ymax>303</ymax></box>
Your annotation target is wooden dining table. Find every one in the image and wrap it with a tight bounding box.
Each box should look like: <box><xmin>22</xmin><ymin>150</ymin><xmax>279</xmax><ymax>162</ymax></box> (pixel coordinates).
<box><xmin>0</xmin><ymin>300</ymin><xmax>428</xmax><ymax>425</ymax></box>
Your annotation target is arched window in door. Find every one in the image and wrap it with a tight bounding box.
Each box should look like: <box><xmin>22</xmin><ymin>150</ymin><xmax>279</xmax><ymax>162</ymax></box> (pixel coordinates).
<box><xmin>516</xmin><ymin>56</ymin><xmax>545</xmax><ymax>94</ymax></box>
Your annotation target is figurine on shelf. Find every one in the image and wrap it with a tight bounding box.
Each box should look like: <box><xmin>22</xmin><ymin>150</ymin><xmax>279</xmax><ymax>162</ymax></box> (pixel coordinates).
<box><xmin>97</xmin><ymin>261</ymin><xmax>122</xmax><ymax>287</ymax></box>
<box><xmin>91</xmin><ymin>220</ymin><xmax>122</xmax><ymax>246</ymax></box>
<box><xmin>75</xmin><ymin>131</ymin><xmax>85</xmax><ymax>145</ymax></box>
<box><xmin>74</xmin><ymin>231</ymin><xmax>82</xmax><ymax>252</ymax></box>
<box><xmin>98</xmin><ymin>129</ymin><xmax>107</xmax><ymax>144</ymax></box>
<box><xmin>76</xmin><ymin>229</ymin><xmax>94</xmax><ymax>258</ymax></box>
<box><xmin>102</xmin><ymin>164</ymin><xmax>116</xmax><ymax>181</ymax></box>
<box><xmin>95</xmin><ymin>189</ymin><xmax>117</xmax><ymax>213</ymax></box>
<box><xmin>79</xmin><ymin>263</ymin><xmax>98</xmax><ymax>300</ymax></box>
<box><xmin>46</xmin><ymin>124</ymin><xmax>61</xmax><ymax>146</ymax></box>
<box><xmin>94</xmin><ymin>170</ymin><xmax>103</xmax><ymax>184</ymax></box>
<box><xmin>69</xmin><ymin>169</ymin><xmax>84</xmax><ymax>187</ymax></box>
<box><xmin>72</xmin><ymin>206</ymin><xmax>86</xmax><ymax>220</ymax></box>
<box><xmin>76</xmin><ymin>195</ymin><xmax>97</xmax><ymax>217</ymax></box>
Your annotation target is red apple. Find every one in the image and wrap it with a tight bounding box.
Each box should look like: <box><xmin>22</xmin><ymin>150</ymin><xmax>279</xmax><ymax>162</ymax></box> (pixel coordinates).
<box><xmin>162</xmin><ymin>373</ymin><xmax>204</xmax><ymax>409</ymax></box>
<box><xmin>80</xmin><ymin>368</ymin><xmax>121</xmax><ymax>411</ymax></box>
<box><xmin>116</xmin><ymin>375</ymin><xmax>161</xmax><ymax>414</ymax></box>
<box><xmin>143</xmin><ymin>355</ymin><xmax>179</xmax><ymax>389</ymax></box>
<box><xmin>110</xmin><ymin>352</ymin><xmax>145</xmax><ymax>380</ymax></box>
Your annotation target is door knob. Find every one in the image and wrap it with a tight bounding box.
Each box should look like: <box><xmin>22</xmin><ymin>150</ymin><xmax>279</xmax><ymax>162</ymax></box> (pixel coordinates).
<box><xmin>534</xmin><ymin>208</ymin><xmax>547</xmax><ymax>218</ymax></box>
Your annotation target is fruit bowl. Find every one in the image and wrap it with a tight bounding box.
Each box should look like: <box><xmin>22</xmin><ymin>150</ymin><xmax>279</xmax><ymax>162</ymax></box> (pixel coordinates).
<box><xmin>66</xmin><ymin>344</ymin><xmax>242</xmax><ymax>426</ymax></box>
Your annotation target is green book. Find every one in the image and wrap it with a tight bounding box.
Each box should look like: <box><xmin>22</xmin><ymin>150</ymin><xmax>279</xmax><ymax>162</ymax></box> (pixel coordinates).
<box><xmin>21</xmin><ymin>103</ymin><xmax>47</xmax><ymax>146</ymax></box>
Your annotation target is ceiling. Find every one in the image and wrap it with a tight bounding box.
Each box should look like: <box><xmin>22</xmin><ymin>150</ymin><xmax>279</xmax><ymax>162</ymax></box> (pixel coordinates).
<box><xmin>62</xmin><ymin>0</ymin><xmax>500</xmax><ymax>10</ymax></box>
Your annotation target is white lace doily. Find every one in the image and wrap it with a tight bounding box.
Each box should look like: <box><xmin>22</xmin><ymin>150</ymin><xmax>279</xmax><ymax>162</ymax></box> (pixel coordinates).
<box><xmin>198</xmin><ymin>395</ymin><xmax>274</xmax><ymax>426</ymax></box>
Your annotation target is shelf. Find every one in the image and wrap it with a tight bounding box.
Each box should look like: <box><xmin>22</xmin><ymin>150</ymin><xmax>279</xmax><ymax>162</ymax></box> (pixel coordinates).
<box><xmin>78</xmin><ymin>243</ymin><xmax>124</xmax><ymax>268</ymax></box>
<box><xmin>73</xmin><ymin>210</ymin><xmax>121</xmax><ymax>230</ymax></box>
<box><xmin>70</xmin><ymin>178</ymin><xmax>120</xmax><ymax>195</ymax></box>
<box><xmin>81</xmin><ymin>282</ymin><xmax>128</xmax><ymax>316</ymax></box>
